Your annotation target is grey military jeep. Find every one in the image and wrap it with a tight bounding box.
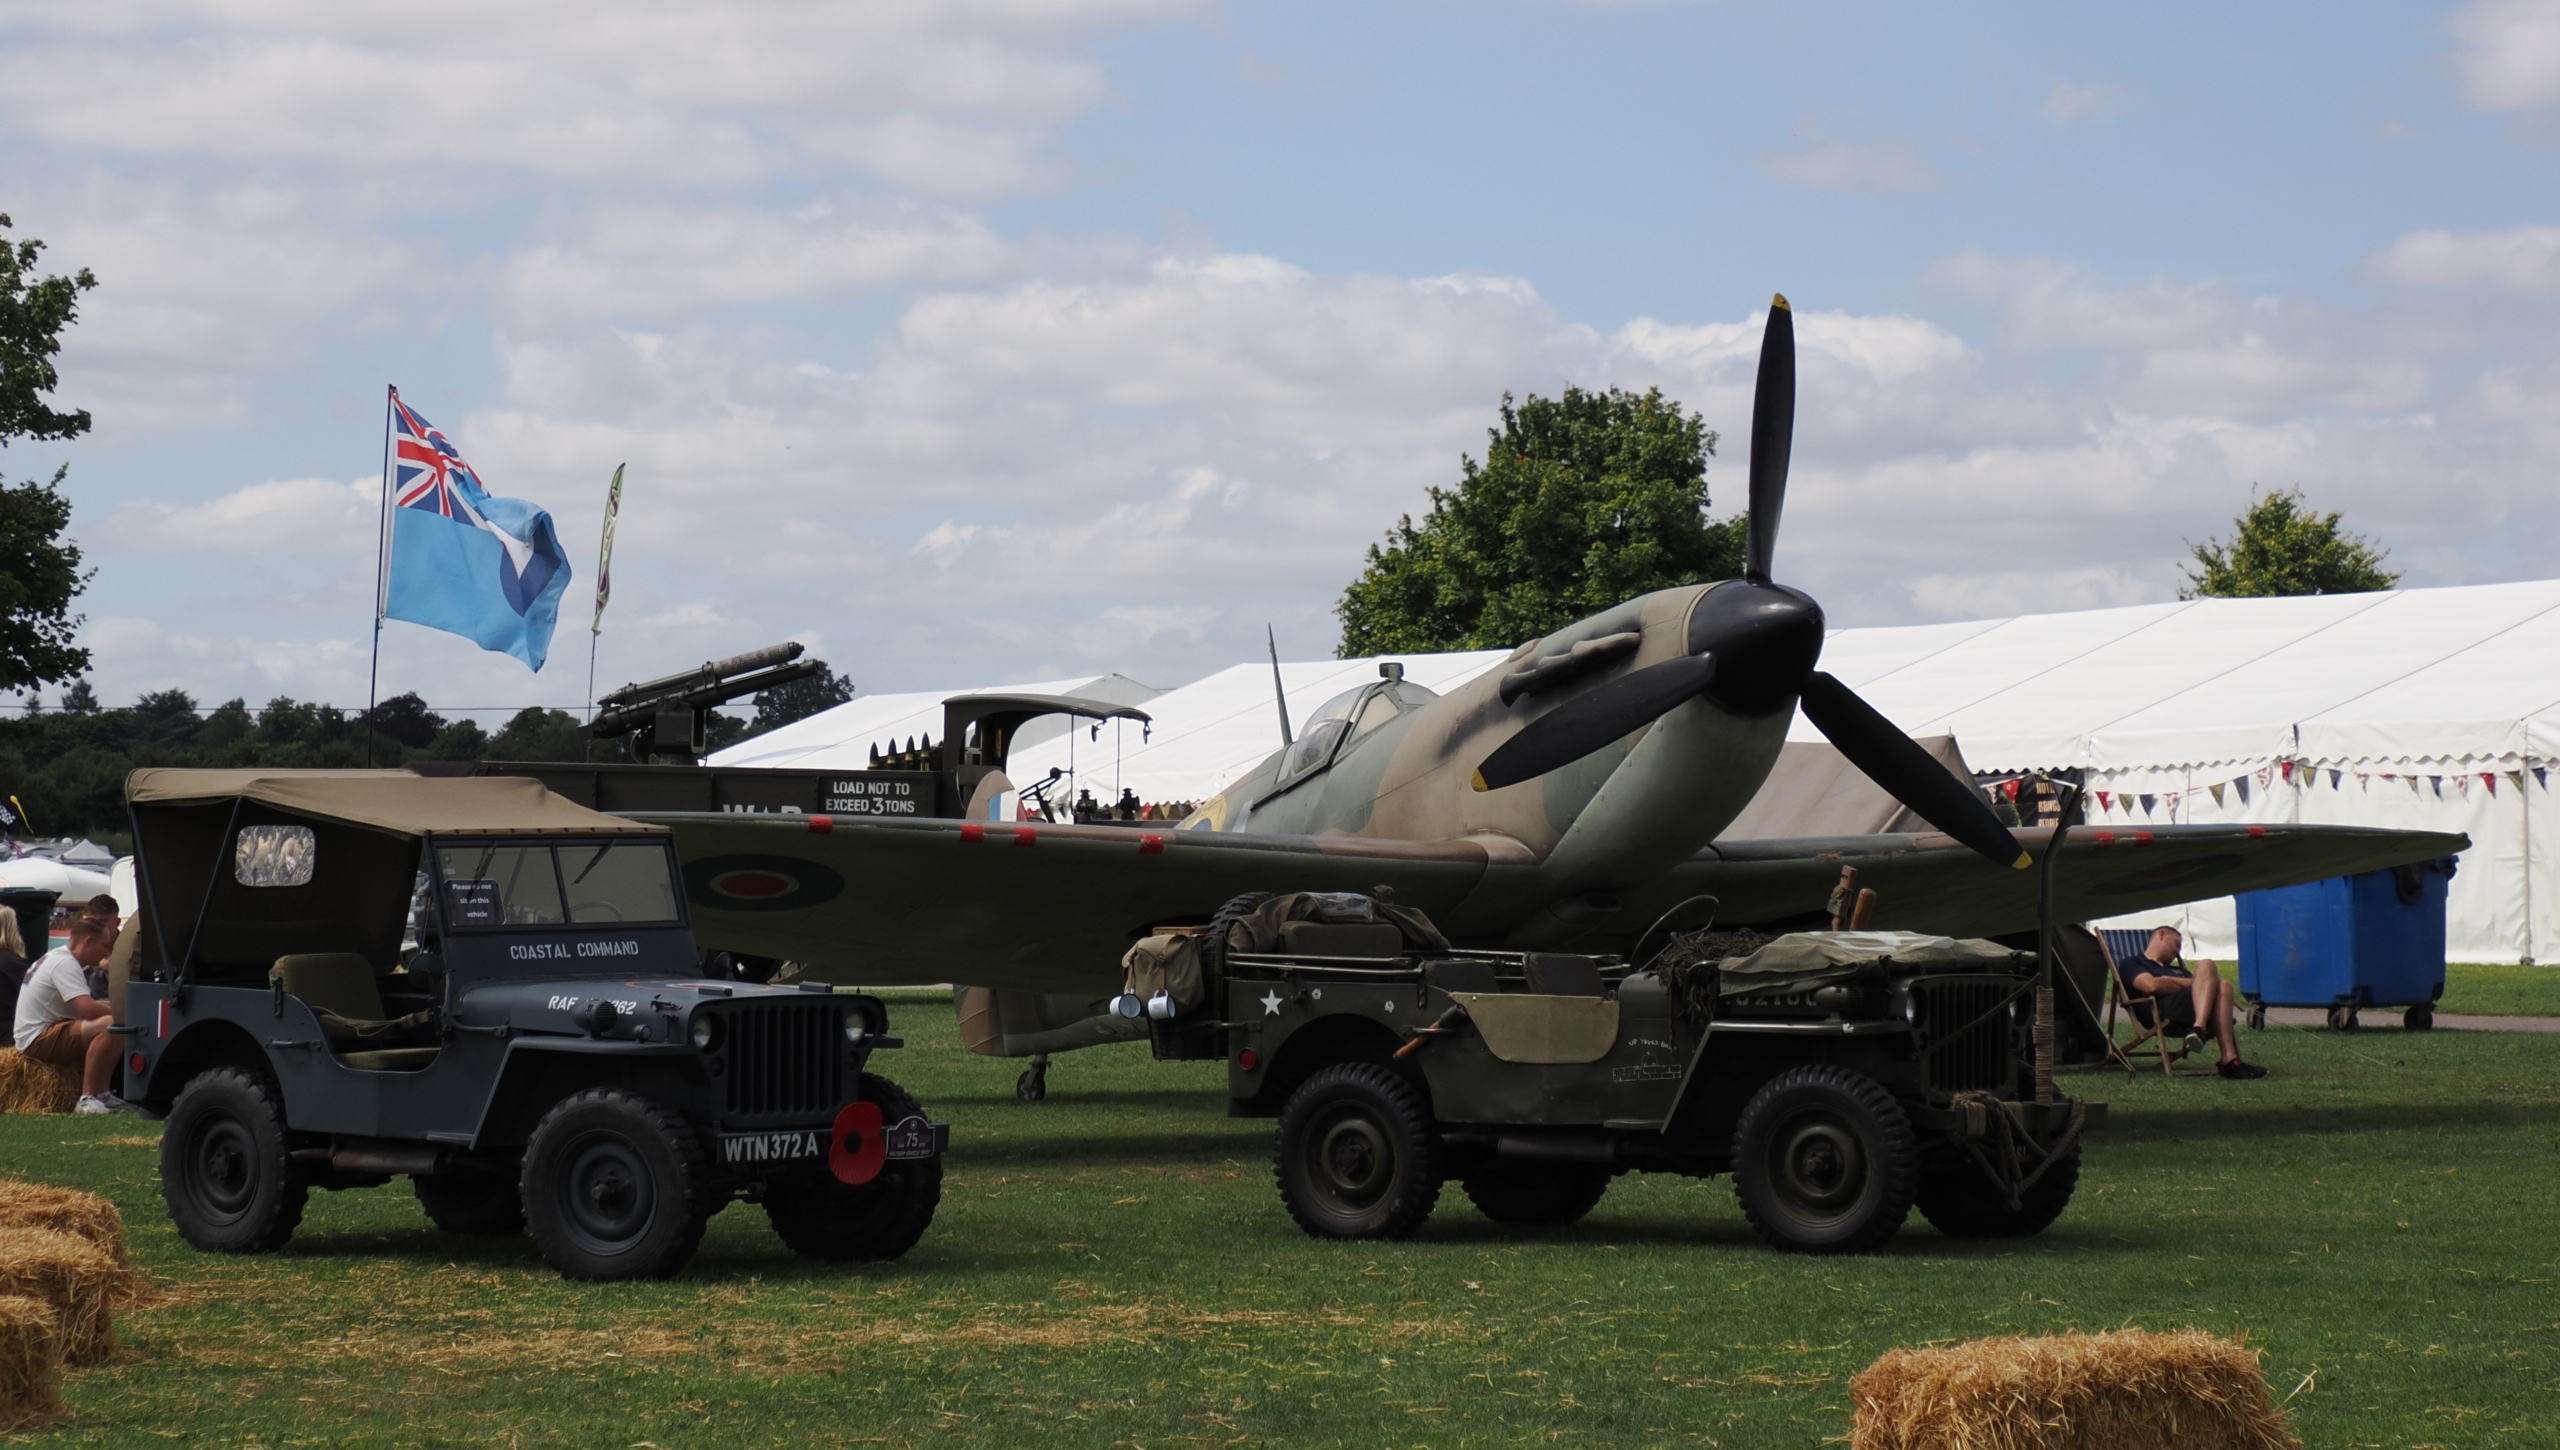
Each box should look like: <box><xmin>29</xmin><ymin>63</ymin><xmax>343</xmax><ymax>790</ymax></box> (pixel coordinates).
<box><xmin>118</xmin><ymin>768</ymin><xmax>944</xmax><ymax>1281</ymax></box>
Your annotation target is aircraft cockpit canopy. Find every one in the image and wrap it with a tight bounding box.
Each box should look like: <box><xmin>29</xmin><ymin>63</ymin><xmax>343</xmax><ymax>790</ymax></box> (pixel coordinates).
<box><xmin>1273</xmin><ymin>675</ymin><xmax>1441</xmax><ymax>790</ymax></box>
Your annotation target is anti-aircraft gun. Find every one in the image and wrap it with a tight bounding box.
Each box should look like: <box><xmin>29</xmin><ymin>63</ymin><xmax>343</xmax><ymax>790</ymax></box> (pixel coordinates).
<box><xmin>586</xmin><ymin>642</ymin><xmax>829</xmax><ymax>765</ymax></box>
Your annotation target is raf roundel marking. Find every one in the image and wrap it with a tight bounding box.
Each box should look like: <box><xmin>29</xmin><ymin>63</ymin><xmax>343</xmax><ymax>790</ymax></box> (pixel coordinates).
<box><xmin>683</xmin><ymin>854</ymin><xmax>847</xmax><ymax>913</ymax></box>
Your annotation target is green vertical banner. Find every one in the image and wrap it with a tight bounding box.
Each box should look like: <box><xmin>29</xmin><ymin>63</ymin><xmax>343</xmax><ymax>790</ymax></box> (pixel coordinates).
<box><xmin>592</xmin><ymin>463</ymin><xmax>623</xmax><ymax>636</ymax></box>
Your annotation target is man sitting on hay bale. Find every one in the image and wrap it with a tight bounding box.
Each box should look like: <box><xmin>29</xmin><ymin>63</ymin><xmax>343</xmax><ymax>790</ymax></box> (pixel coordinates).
<box><xmin>8</xmin><ymin>918</ymin><xmax>128</xmax><ymax>1115</ymax></box>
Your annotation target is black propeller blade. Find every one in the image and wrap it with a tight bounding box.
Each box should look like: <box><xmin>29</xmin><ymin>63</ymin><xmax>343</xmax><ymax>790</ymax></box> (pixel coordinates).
<box><xmin>1471</xmin><ymin>654</ymin><xmax>1717</xmax><ymax>793</ymax></box>
<box><xmin>1797</xmin><ymin>672</ymin><xmax>2030</xmax><ymax>869</ymax></box>
<box><xmin>1467</xmin><ymin>289</ymin><xmax>2032</xmax><ymax>872</ymax></box>
<box><xmin>1744</xmin><ymin>295</ymin><xmax>1793</xmax><ymax>586</ymax></box>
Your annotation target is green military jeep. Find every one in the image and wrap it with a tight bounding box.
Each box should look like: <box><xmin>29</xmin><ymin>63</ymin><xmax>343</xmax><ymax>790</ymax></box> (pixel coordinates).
<box><xmin>118</xmin><ymin>769</ymin><xmax>945</xmax><ymax>1280</ymax></box>
<box><xmin>1185</xmin><ymin>891</ymin><xmax>2095</xmax><ymax>1254</ymax></box>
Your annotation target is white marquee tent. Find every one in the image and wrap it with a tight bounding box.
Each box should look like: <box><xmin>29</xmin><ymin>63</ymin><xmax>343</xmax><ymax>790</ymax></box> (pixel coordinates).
<box><xmin>713</xmin><ymin>579</ymin><xmax>2560</xmax><ymax>963</ymax></box>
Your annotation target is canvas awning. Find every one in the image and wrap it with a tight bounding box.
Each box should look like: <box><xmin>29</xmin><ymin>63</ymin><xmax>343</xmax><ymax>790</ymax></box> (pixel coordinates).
<box><xmin>126</xmin><ymin>769</ymin><xmax>664</xmax><ymax>837</ymax></box>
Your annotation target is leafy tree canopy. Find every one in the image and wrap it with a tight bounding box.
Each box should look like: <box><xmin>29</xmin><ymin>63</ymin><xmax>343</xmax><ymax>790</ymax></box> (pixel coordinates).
<box><xmin>0</xmin><ymin>216</ymin><xmax>98</xmax><ymax>693</ymax></box>
<box><xmin>0</xmin><ymin>214</ymin><xmax>97</xmax><ymax>445</ymax></box>
<box><xmin>2181</xmin><ymin>487</ymin><xmax>2400</xmax><ymax>599</ymax></box>
<box><xmin>362</xmin><ymin>691</ymin><xmax>446</xmax><ymax>750</ymax></box>
<box><xmin>749</xmin><ymin>664</ymin><xmax>854</xmax><ymax>737</ymax></box>
<box><xmin>1335</xmin><ymin>386</ymin><xmax>1743</xmax><ymax>655</ymax></box>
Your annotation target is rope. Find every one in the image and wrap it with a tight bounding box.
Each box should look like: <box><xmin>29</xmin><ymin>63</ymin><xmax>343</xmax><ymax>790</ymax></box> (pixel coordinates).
<box><xmin>1948</xmin><ymin>1089</ymin><xmax>2087</xmax><ymax>1210</ymax></box>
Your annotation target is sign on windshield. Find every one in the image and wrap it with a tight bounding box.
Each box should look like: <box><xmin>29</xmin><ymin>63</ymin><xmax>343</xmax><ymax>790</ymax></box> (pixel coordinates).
<box><xmin>435</xmin><ymin>841</ymin><xmax>681</xmax><ymax>930</ymax></box>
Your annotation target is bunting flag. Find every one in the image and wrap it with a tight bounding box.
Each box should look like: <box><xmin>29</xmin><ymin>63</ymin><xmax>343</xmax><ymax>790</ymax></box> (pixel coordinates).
<box><xmin>2429</xmin><ymin>776</ymin><xmax>2444</xmax><ymax>797</ymax></box>
<box><xmin>2279</xmin><ymin>760</ymin><xmax>2294</xmax><ymax>784</ymax></box>
<box><xmin>2237</xmin><ymin>776</ymin><xmax>2251</xmax><ymax>804</ymax></box>
<box><xmin>2164</xmin><ymin>790</ymin><xmax>2182</xmax><ymax>817</ymax></box>
<box><xmin>2209</xmin><ymin>782</ymin><xmax>2226</xmax><ymax>806</ymax></box>
<box><xmin>2509</xmin><ymin>771</ymin><xmax>2526</xmax><ymax>793</ymax></box>
<box><xmin>2356</xmin><ymin>772</ymin><xmax>2370</xmax><ymax>791</ymax></box>
<box><xmin>2327</xmin><ymin>769</ymin><xmax>2342</xmax><ymax>789</ymax></box>
<box><xmin>2537</xmin><ymin>767</ymin><xmax>2550</xmax><ymax>790</ymax></box>
<box><xmin>2456</xmin><ymin>774</ymin><xmax>2471</xmax><ymax>800</ymax></box>
<box><xmin>2406</xmin><ymin>775</ymin><xmax>2421</xmax><ymax>794</ymax></box>
<box><xmin>2095</xmin><ymin>790</ymin><xmax>2112</xmax><ymax>812</ymax></box>
<box><xmin>2255</xmin><ymin>767</ymin><xmax>2273</xmax><ymax>789</ymax></box>
<box><xmin>2482</xmin><ymin>772</ymin><xmax>2498</xmax><ymax>796</ymax></box>
<box><xmin>2139</xmin><ymin>793</ymin><xmax>2158</xmax><ymax>816</ymax></box>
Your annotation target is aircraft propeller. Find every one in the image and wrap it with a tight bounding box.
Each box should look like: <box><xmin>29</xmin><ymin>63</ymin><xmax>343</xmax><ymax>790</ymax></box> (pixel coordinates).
<box><xmin>1471</xmin><ymin>295</ymin><xmax>2032</xmax><ymax>871</ymax></box>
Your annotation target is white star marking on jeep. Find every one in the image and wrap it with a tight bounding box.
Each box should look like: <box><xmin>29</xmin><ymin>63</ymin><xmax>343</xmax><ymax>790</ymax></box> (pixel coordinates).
<box><xmin>1260</xmin><ymin>990</ymin><xmax>1283</xmax><ymax>1016</ymax></box>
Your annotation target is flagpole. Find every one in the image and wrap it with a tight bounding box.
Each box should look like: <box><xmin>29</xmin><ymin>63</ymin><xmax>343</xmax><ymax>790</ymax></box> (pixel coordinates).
<box><xmin>367</xmin><ymin>385</ymin><xmax>395</xmax><ymax>767</ymax></box>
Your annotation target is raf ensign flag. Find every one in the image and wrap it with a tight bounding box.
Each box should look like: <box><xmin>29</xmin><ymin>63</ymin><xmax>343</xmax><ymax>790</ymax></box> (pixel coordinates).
<box><xmin>382</xmin><ymin>391</ymin><xmax>571</xmax><ymax>671</ymax></box>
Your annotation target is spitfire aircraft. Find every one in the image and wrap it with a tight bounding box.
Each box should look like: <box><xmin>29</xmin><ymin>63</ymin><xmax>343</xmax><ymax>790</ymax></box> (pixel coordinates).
<box><xmin>638</xmin><ymin>297</ymin><xmax>2463</xmax><ymax>1080</ymax></box>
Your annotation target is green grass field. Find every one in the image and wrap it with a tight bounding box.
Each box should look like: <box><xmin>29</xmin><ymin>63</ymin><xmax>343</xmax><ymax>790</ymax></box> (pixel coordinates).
<box><xmin>2441</xmin><ymin>965</ymin><xmax>2560</xmax><ymax>1017</ymax></box>
<box><xmin>6</xmin><ymin>1005</ymin><xmax>2558</xmax><ymax>1449</ymax></box>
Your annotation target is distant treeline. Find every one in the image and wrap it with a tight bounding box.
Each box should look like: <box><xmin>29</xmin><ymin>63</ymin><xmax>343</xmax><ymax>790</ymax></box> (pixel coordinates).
<box><xmin>3</xmin><ymin>665</ymin><xmax>854</xmax><ymax>843</ymax></box>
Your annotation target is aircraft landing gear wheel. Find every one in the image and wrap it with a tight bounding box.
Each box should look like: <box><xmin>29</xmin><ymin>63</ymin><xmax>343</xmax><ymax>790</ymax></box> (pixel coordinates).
<box><xmin>162</xmin><ymin>1067</ymin><xmax>308</xmax><ymax>1254</ymax></box>
<box><xmin>2247</xmin><ymin>1002</ymin><xmax>2266</xmax><ymax>1031</ymax></box>
<box><xmin>765</xmin><ymin>1075</ymin><xmax>943</xmax><ymax>1262</ymax></box>
<box><xmin>1017</xmin><ymin>1057</ymin><xmax>1049</xmax><ymax>1102</ymax></box>
<box><xmin>1732</xmin><ymin>1066</ymin><xmax>1915</xmax><ymax>1255</ymax></box>
<box><xmin>415</xmin><ymin>1172</ymin><xmax>526</xmax><ymax>1235</ymax></box>
<box><xmin>2405</xmin><ymin>1005</ymin><xmax>2434</xmax><ymax>1031</ymax></box>
<box><xmin>1463</xmin><ymin>1164</ymin><xmax>1610</xmax><ymax>1226</ymax></box>
<box><xmin>2326</xmin><ymin>1005</ymin><xmax>2360</xmax><ymax>1033</ymax></box>
<box><xmin>521</xmin><ymin>1089</ymin><xmax>709</xmax><ymax>1281</ymax></box>
<box><xmin>1914</xmin><ymin>1145</ymin><xmax>2080</xmax><ymax>1238</ymax></box>
<box><xmin>1275</xmin><ymin>1063</ymin><xmax>1442</xmax><ymax>1240</ymax></box>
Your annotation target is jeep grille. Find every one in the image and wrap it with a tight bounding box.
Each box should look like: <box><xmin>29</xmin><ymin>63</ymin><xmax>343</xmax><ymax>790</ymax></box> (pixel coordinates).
<box><xmin>721</xmin><ymin>1001</ymin><xmax>847</xmax><ymax>1121</ymax></box>
<box><xmin>1914</xmin><ymin>977</ymin><xmax>2018</xmax><ymax>1094</ymax></box>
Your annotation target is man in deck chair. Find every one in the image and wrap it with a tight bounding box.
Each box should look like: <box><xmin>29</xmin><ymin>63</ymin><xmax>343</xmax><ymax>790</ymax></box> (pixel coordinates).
<box><xmin>2116</xmin><ymin>926</ymin><xmax>2267</xmax><ymax>1080</ymax></box>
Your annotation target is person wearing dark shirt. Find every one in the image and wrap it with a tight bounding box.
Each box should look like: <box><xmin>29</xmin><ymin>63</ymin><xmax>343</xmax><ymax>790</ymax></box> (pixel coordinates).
<box><xmin>2115</xmin><ymin>925</ymin><xmax>2266</xmax><ymax>1079</ymax></box>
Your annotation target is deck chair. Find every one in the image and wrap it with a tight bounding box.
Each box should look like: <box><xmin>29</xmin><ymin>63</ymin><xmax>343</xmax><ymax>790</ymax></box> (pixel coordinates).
<box><xmin>2097</xmin><ymin>927</ymin><xmax>2200</xmax><ymax>1076</ymax></box>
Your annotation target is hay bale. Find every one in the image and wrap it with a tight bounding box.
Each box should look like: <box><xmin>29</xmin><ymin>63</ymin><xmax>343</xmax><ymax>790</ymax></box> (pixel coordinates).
<box><xmin>1850</xmin><ymin>1329</ymin><xmax>2299</xmax><ymax>1450</ymax></box>
<box><xmin>0</xmin><ymin>1182</ymin><xmax>131</xmax><ymax>1271</ymax></box>
<box><xmin>0</xmin><ymin>1294</ymin><xmax>65</xmax><ymax>1431</ymax></box>
<box><xmin>0</xmin><ymin>1049</ymin><xmax>78</xmax><ymax>1116</ymax></box>
<box><xmin>0</xmin><ymin>1228</ymin><xmax>124</xmax><ymax>1364</ymax></box>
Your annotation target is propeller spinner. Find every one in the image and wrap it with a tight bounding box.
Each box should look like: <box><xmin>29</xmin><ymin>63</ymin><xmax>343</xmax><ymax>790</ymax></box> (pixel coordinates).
<box><xmin>1471</xmin><ymin>295</ymin><xmax>2032</xmax><ymax>871</ymax></box>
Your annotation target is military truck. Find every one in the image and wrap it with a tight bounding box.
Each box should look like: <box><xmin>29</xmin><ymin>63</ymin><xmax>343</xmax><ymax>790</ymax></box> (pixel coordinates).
<box><xmin>118</xmin><ymin>769</ymin><xmax>945</xmax><ymax>1280</ymax></box>
<box><xmin>1177</xmin><ymin>891</ymin><xmax>2096</xmax><ymax>1254</ymax></box>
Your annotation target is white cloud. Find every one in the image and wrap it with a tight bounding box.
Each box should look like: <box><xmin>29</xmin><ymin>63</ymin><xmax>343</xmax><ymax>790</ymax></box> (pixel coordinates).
<box><xmin>1760</xmin><ymin>134</ymin><xmax>1947</xmax><ymax>194</ymax></box>
<box><xmin>2367</xmin><ymin>224</ymin><xmax>2560</xmax><ymax>292</ymax></box>
<box><xmin>2446</xmin><ymin>0</ymin><xmax>2560</xmax><ymax>112</ymax></box>
<box><xmin>99</xmin><ymin>477</ymin><xmax>379</xmax><ymax>556</ymax></box>
<box><xmin>2038</xmin><ymin>77</ymin><xmax>2138</xmax><ymax>126</ymax></box>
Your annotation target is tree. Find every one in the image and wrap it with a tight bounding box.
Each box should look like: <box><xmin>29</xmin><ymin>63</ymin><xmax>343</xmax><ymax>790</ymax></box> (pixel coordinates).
<box><xmin>0</xmin><ymin>215</ymin><xmax>96</xmax><ymax>444</ymax></box>
<box><xmin>0</xmin><ymin>216</ymin><xmax>98</xmax><ymax>693</ymax></box>
<box><xmin>487</xmin><ymin>707</ymin><xmax>586</xmax><ymax>762</ymax></box>
<box><xmin>362</xmin><ymin>691</ymin><xmax>447</xmax><ymax>750</ymax></box>
<box><xmin>2181</xmin><ymin>487</ymin><xmax>2399</xmax><ymax>599</ymax></box>
<box><xmin>749</xmin><ymin>664</ymin><xmax>854</xmax><ymax>737</ymax></box>
<box><xmin>1335</xmin><ymin>386</ymin><xmax>1744</xmax><ymax>655</ymax></box>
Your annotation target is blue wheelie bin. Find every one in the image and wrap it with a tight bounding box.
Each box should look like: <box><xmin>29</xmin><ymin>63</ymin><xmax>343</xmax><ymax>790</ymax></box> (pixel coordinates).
<box><xmin>2234</xmin><ymin>857</ymin><xmax>2458</xmax><ymax>1031</ymax></box>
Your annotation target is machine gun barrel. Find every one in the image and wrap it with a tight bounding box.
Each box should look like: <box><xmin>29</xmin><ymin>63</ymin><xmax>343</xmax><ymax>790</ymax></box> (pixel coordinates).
<box><xmin>599</xmin><ymin>641</ymin><xmax>806</xmax><ymax>708</ymax></box>
<box><xmin>587</xmin><ymin>658</ymin><xmax>824</xmax><ymax>740</ymax></box>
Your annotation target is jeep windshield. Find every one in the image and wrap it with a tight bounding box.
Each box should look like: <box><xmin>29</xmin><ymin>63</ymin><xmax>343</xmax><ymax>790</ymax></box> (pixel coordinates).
<box><xmin>434</xmin><ymin>838</ymin><xmax>682</xmax><ymax>931</ymax></box>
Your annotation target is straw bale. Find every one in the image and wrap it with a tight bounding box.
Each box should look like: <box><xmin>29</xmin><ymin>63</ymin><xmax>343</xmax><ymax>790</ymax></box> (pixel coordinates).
<box><xmin>1850</xmin><ymin>1329</ymin><xmax>2299</xmax><ymax>1450</ymax></box>
<box><xmin>0</xmin><ymin>1228</ymin><xmax>125</xmax><ymax>1364</ymax></box>
<box><xmin>0</xmin><ymin>1294</ymin><xmax>66</xmax><ymax>1431</ymax></box>
<box><xmin>0</xmin><ymin>1181</ymin><xmax>131</xmax><ymax>1270</ymax></box>
<box><xmin>0</xmin><ymin>1049</ymin><xmax>79</xmax><ymax>1116</ymax></box>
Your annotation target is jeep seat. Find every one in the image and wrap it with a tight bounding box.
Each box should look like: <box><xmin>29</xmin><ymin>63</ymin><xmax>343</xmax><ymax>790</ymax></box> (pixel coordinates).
<box><xmin>270</xmin><ymin>954</ymin><xmax>441</xmax><ymax>1072</ymax></box>
<box><xmin>1523</xmin><ymin>953</ymin><xmax>1607</xmax><ymax>997</ymax></box>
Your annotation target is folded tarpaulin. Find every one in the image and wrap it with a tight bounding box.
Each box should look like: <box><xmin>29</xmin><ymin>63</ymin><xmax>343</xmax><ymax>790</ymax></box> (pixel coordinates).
<box><xmin>1718</xmin><ymin>931</ymin><xmax>2027</xmax><ymax>993</ymax></box>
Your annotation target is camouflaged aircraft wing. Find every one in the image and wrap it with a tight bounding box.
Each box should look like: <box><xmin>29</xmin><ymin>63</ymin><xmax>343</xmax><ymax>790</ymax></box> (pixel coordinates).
<box><xmin>1590</xmin><ymin>821</ymin><xmax>2470</xmax><ymax>954</ymax></box>
<box><xmin>639</xmin><ymin>812</ymin><xmax>1491</xmax><ymax>995</ymax></box>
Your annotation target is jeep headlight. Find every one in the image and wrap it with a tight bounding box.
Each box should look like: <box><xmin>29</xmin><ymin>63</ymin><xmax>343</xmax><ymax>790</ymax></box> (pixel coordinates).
<box><xmin>1902</xmin><ymin>993</ymin><xmax>1924</xmax><ymax>1029</ymax></box>
<box><xmin>843</xmin><ymin>1016</ymin><xmax>867</xmax><ymax>1045</ymax></box>
<box><xmin>691</xmin><ymin>1014</ymin><xmax>719</xmax><ymax>1050</ymax></box>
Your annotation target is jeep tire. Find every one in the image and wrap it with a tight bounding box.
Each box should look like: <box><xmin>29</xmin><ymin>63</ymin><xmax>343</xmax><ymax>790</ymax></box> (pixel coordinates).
<box><xmin>1913</xmin><ymin>1144</ymin><xmax>2080</xmax><ymax>1239</ymax></box>
<box><xmin>162</xmin><ymin>1067</ymin><xmax>308</xmax><ymax>1254</ymax></box>
<box><xmin>765</xmin><ymin>1074</ymin><xmax>943</xmax><ymax>1262</ymax></box>
<box><xmin>1463</xmin><ymin>1164</ymin><xmax>1611</xmax><ymax>1227</ymax></box>
<box><xmin>1731</xmin><ymin>1066</ymin><xmax>1916</xmax><ymax>1255</ymax></box>
<box><xmin>1275</xmin><ymin>1063</ymin><xmax>1442</xmax><ymax>1240</ymax></box>
<box><xmin>416</xmin><ymin>1172</ymin><xmax>528</xmax><ymax>1236</ymax></box>
<box><xmin>521</xmin><ymin>1089</ymin><xmax>709</xmax><ymax>1281</ymax></box>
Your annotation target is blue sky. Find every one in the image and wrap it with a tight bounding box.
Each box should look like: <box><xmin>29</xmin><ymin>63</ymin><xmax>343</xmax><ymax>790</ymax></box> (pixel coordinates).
<box><xmin>4</xmin><ymin>0</ymin><xmax>2558</xmax><ymax>716</ymax></box>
